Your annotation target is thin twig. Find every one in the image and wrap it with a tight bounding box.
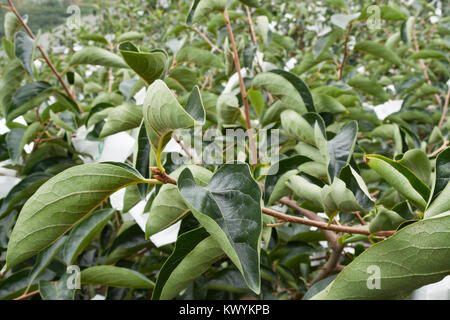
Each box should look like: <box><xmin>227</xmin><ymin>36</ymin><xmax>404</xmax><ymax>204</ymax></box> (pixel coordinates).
<box><xmin>223</xmin><ymin>8</ymin><xmax>258</xmax><ymax>167</ymax></box>
<box><xmin>338</xmin><ymin>23</ymin><xmax>352</xmax><ymax>81</ymax></box>
<box><xmin>428</xmin><ymin>139</ymin><xmax>449</xmax><ymax>158</ymax></box>
<box><xmin>173</xmin><ymin>133</ymin><xmax>193</xmax><ymax>160</ymax></box>
<box><xmin>438</xmin><ymin>88</ymin><xmax>450</xmax><ymax>129</ymax></box>
<box><xmin>14</xmin><ymin>290</ymin><xmax>40</xmax><ymax>300</ymax></box>
<box><xmin>192</xmin><ymin>26</ymin><xmax>223</xmax><ymax>53</ymax></box>
<box><xmin>310</xmin><ymin>244</ymin><xmax>344</xmax><ymax>286</ymax></box>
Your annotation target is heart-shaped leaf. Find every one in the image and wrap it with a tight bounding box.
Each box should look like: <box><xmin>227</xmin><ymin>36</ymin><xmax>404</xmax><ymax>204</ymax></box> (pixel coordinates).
<box><xmin>143</xmin><ymin>80</ymin><xmax>205</xmax><ymax>163</ymax></box>
<box><xmin>178</xmin><ymin>163</ymin><xmax>262</xmax><ymax>294</ymax></box>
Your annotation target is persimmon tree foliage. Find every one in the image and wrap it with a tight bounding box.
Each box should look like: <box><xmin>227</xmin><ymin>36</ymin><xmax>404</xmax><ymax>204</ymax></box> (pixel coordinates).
<box><xmin>0</xmin><ymin>0</ymin><xmax>449</xmax><ymax>300</ymax></box>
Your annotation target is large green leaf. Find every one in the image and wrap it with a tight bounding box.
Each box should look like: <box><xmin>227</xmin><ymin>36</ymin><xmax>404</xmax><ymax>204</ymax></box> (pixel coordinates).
<box><xmin>347</xmin><ymin>76</ymin><xmax>389</xmax><ymax>102</ymax></box>
<box><xmin>369</xmin><ymin>206</ymin><xmax>406</xmax><ymax>233</ymax></box>
<box><xmin>288</xmin><ymin>175</ymin><xmax>324</xmax><ymax>209</ymax></box>
<box><xmin>312</xmin><ymin>212</ymin><xmax>450</xmax><ymax>299</ymax></box>
<box><xmin>143</xmin><ymin>80</ymin><xmax>205</xmax><ymax>160</ymax></box>
<box><xmin>398</xmin><ymin>149</ymin><xmax>431</xmax><ymax>187</ymax></box>
<box><xmin>146</xmin><ymin>165</ymin><xmax>212</xmax><ymax>237</ymax></box>
<box><xmin>178</xmin><ymin>163</ymin><xmax>262</xmax><ymax>293</ymax></box>
<box><xmin>81</xmin><ymin>266</ymin><xmax>154</xmax><ymax>289</ymax></box>
<box><xmin>216</xmin><ymin>93</ymin><xmax>241</xmax><ymax>126</ymax></box>
<box><xmin>5</xmin><ymin>162</ymin><xmax>151</xmax><ymax>269</ymax></box>
<box><xmin>365</xmin><ymin>155</ymin><xmax>430</xmax><ymax>211</ymax></box>
<box><xmin>152</xmin><ymin>228</ymin><xmax>223</xmax><ymax>300</ymax></box>
<box><xmin>431</xmin><ymin>147</ymin><xmax>450</xmax><ymax>201</ymax></box>
<box><xmin>63</xmin><ymin>208</ymin><xmax>115</xmax><ymax>265</ymax></box>
<box><xmin>119</xmin><ymin>42</ymin><xmax>167</xmax><ymax>86</ymax></box>
<box><xmin>327</xmin><ymin>121</ymin><xmax>358</xmax><ymax>180</ymax></box>
<box><xmin>4</xmin><ymin>12</ymin><xmax>21</xmax><ymax>41</ymax></box>
<box><xmin>69</xmin><ymin>47</ymin><xmax>128</xmax><ymax>68</ymax></box>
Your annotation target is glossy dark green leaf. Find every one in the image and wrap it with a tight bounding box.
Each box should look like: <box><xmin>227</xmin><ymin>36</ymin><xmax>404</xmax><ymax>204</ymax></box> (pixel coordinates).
<box><xmin>152</xmin><ymin>228</ymin><xmax>223</xmax><ymax>300</ymax></box>
<box><xmin>39</xmin><ymin>272</ymin><xmax>75</xmax><ymax>300</ymax></box>
<box><xmin>178</xmin><ymin>163</ymin><xmax>262</xmax><ymax>294</ymax></box>
<box><xmin>63</xmin><ymin>209</ymin><xmax>115</xmax><ymax>265</ymax></box>
<box><xmin>6</xmin><ymin>127</ymin><xmax>25</xmax><ymax>163</ymax></box>
<box><xmin>327</xmin><ymin>121</ymin><xmax>358</xmax><ymax>180</ymax></box>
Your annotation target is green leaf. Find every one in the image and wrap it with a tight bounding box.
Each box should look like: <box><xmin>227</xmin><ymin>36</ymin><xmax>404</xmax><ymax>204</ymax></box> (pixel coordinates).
<box><xmin>409</xmin><ymin>50</ymin><xmax>448</xmax><ymax>61</ymax></box>
<box><xmin>14</xmin><ymin>31</ymin><xmax>34</xmax><ymax>78</ymax></box>
<box><xmin>81</xmin><ymin>266</ymin><xmax>154</xmax><ymax>289</ymax></box>
<box><xmin>253</xmin><ymin>72</ymin><xmax>307</xmax><ymax>115</ymax></box>
<box><xmin>238</xmin><ymin>0</ymin><xmax>261</xmax><ymax>7</ymax></box>
<box><xmin>5</xmin><ymin>162</ymin><xmax>150</xmax><ymax>269</ymax></box>
<box><xmin>143</xmin><ymin>80</ymin><xmax>205</xmax><ymax>159</ymax></box>
<box><xmin>312</xmin><ymin>212</ymin><xmax>450</xmax><ymax>299</ymax></box>
<box><xmin>365</xmin><ymin>155</ymin><xmax>430</xmax><ymax>211</ymax></box>
<box><xmin>146</xmin><ymin>165</ymin><xmax>213</xmax><ymax>237</ymax></box>
<box><xmin>321</xmin><ymin>178</ymin><xmax>363</xmax><ymax>215</ymax></box>
<box><xmin>369</xmin><ymin>206</ymin><xmax>406</xmax><ymax>233</ymax></box>
<box><xmin>397</xmin><ymin>149</ymin><xmax>431</xmax><ymax>187</ymax></box>
<box><xmin>217</xmin><ymin>93</ymin><xmax>241</xmax><ymax>126</ymax></box>
<box><xmin>116</xmin><ymin>31</ymin><xmax>145</xmax><ymax>43</ymax></box>
<box><xmin>119</xmin><ymin>42</ymin><xmax>167</xmax><ymax>86</ymax></box>
<box><xmin>288</xmin><ymin>175</ymin><xmax>324</xmax><ymax>209</ymax></box>
<box><xmin>347</xmin><ymin>76</ymin><xmax>389</xmax><ymax>102</ymax></box>
<box><xmin>0</xmin><ymin>269</ymin><xmax>53</xmax><ymax>300</ymax></box>
<box><xmin>354</xmin><ymin>41</ymin><xmax>402</xmax><ymax>66</ymax></box>
<box><xmin>27</xmin><ymin>236</ymin><xmax>67</xmax><ymax>287</ymax></box>
<box><xmin>176</xmin><ymin>47</ymin><xmax>224</xmax><ymax>69</ymax></box>
<box><xmin>135</xmin><ymin>122</ymin><xmax>151</xmax><ymax>198</ymax></box>
<box><xmin>63</xmin><ymin>208</ymin><xmax>115</xmax><ymax>265</ymax></box>
<box><xmin>192</xmin><ymin>0</ymin><xmax>226</xmax><ymax>23</ymax></box>
<box><xmin>4</xmin><ymin>12</ymin><xmax>21</xmax><ymax>41</ymax></box>
<box><xmin>264</xmin><ymin>155</ymin><xmax>311</xmax><ymax>205</ymax></box>
<box><xmin>50</xmin><ymin>110</ymin><xmax>77</xmax><ymax>133</ymax></box>
<box><xmin>152</xmin><ymin>228</ymin><xmax>223</xmax><ymax>300</ymax></box>
<box><xmin>99</xmin><ymin>102</ymin><xmax>143</xmax><ymax>138</ymax></box>
<box><xmin>69</xmin><ymin>47</ymin><xmax>128</xmax><ymax>68</ymax></box>
<box><xmin>327</xmin><ymin>121</ymin><xmax>358</xmax><ymax>180</ymax></box>
<box><xmin>431</xmin><ymin>147</ymin><xmax>450</xmax><ymax>201</ymax></box>
<box><xmin>339</xmin><ymin>165</ymin><xmax>373</xmax><ymax>210</ymax></box>
<box><xmin>270</xmin><ymin>70</ymin><xmax>315</xmax><ymax>113</ymax></box>
<box><xmin>78</xmin><ymin>33</ymin><xmax>108</xmax><ymax>44</ymax></box>
<box><xmin>312</xmin><ymin>93</ymin><xmax>347</xmax><ymax>114</ymax></box>
<box><xmin>39</xmin><ymin>273</ymin><xmax>75</xmax><ymax>300</ymax></box>
<box><xmin>0</xmin><ymin>172</ymin><xmax>51</xmax><ymax>219</ymax></box>
<box><xmin>7</xmin><ymin>81</ymin><xmax>54</xmax><ymax>121</ymax></box>
<box><xmin>281</xmin><ymin>110</ymin><xmax>315</xmax><ymax>145</ymax></box>
<box><xmin>6</xmin><ymin>127</ymin><xmax>25</xmax><ymax>163</ymax></box>
<box><xmin>178</xmin><ymin>163</ymin><xmax>262</xmax><ymax>294</ymax></box>
<box><xmin>0</xmin><ymin>59</ymin><xmax>25</xmax><ymax>117</ymax></box>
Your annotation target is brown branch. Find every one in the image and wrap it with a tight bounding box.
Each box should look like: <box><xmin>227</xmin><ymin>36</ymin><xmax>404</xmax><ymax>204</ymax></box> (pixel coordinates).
<box><xmin>261</xmin><ymin>206</ymin><xmax>394</xmax><ymax>237</ymax></box>
<box><xmin>223</xmin><ymin>8</ymin><xmax>258</xmax><ymax>166</ymax></box>
<box><xmin>338</xmin><ymin>23</ymin><xmax>352</xmax><ymax>81</ymax></box>
<box><xmin>428</xmin><ymin>139</ymin><xmax>449</xmax><ymax>158</ymax></box>
<box><xmin>14</xmin><ymin>290</ymin><xmax>40</xmax><ymax>300</ymax></box>
<box><xmin>6</xmin><ymin>0</ymin><xmax>81</xmax><ymax>113</ymax></box>
<box><xmin>309</xmin><ymin>244</ymin><xmax>344</xmax><ymax>286</ymax></box>
<box><xmin>192</xmin><ymin>26</ymin><xmax>223</xmax><ymax>53</ymax></box>
<box><xmin>173</xmin><ymin>133</ymin><xmax>193</xmax><ymax>160</ymax></box>
<box><xmin>438</xmin><ymin>88</ymin><xmax>450</xmax><ymax>129</ymax></box>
